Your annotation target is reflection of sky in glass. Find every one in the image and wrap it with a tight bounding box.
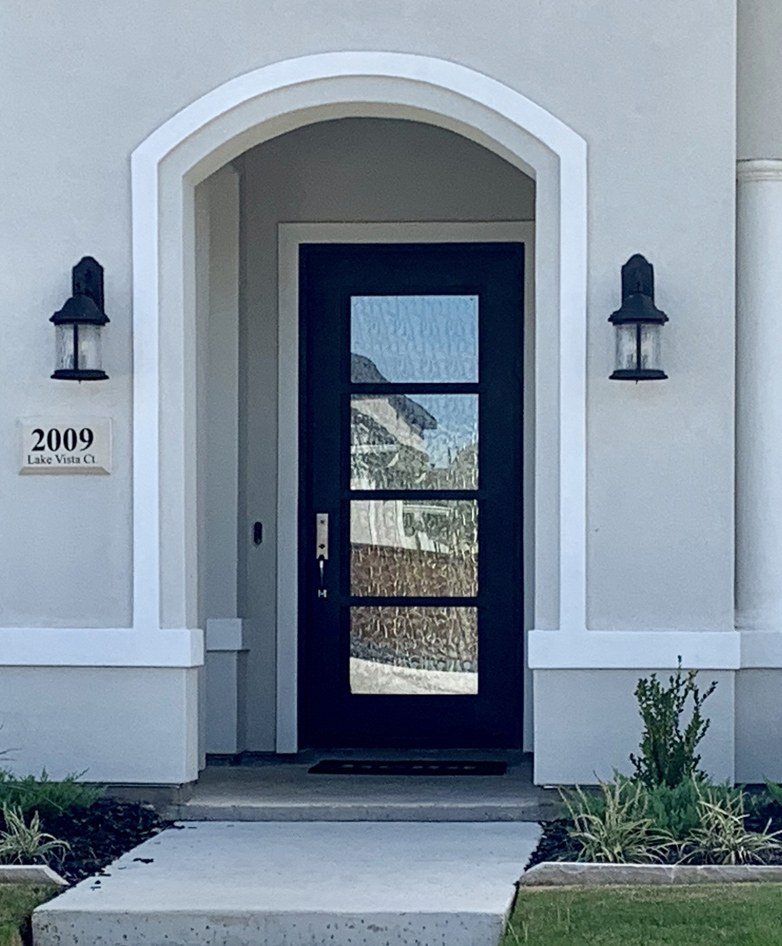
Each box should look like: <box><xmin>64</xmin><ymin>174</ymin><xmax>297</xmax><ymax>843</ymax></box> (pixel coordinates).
<box><xmin>351</xmin><ymin>296</ymin><xmax>478</xmax><ymax>383</ymax></box>
<box><xmin>412</xmin><ymin>395</ymin><xmax>477</xmax><ymax>467</ymax></box>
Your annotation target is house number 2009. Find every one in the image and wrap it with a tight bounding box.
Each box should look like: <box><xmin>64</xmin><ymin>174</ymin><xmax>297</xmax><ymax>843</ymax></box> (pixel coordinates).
<box><xmin>19</xmin><ymin>417</ymin><xmax>111</xmax><ymax>475</ymax></box>
<box><xmin>30</xmin><ymin>427</ymin><xmax>95</xmax><ymax>452</ymax></box>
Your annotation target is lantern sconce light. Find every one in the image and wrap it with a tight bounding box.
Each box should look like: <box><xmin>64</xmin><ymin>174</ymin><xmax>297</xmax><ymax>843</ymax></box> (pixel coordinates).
<box><xmin>609</xmin><ymin>254</ymin><xmax>668</xmax><ymax>381</ymax></box>
<box><xmin>51</xmin><ymin>256</ymin><xmax>109</xmax><ymax>381</ymax></box>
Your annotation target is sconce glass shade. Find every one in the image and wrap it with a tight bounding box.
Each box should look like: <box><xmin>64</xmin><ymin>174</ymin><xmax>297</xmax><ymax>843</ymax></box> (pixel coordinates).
<box><xmin>639</xmin><ymin>323</ymin><xmax>662</xmax><ymax>372</ymax></box>
<box><xmin>54</xmin><ymin>324</ymin><xmax>76</xmax><ymax>372</ymax></box>
<box><xmin>76</xmin><ymin>323</ymin><xmax>103</xmax><ymax>372</ymax></box>
<box><xmin>54</xmin><ymin>323</ymin><xmax>103</xmax><ymax>375</ymax></box>
<box><xmin>611</xmin><ymin>321</ymin><xmax>665</xmax><ymax>380</ymax></box>
<box><xmin>615</xmin><ymin>323</ymin><xmax>638</xmax><ymax>373</ymax></box>
<box><xmin>50</xmin><ymin>257</ymin><xmax>109</xmax><ymax>381</ymax></box>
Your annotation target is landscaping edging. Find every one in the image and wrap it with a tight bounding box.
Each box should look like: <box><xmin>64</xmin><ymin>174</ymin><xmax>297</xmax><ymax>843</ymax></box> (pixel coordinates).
<box><xmin>0</xmin><ymin>865</ymin><xmax>66</xmax><ymax>887</ymax></box>
<box><xmin>520</xmin><ymin>861</ymin><xmax>782</xmax><ymax>887</ymax></box>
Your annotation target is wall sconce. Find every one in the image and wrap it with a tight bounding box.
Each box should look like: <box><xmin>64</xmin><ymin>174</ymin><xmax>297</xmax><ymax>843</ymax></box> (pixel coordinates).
<box><xmin>50</xmin><ymin>256</ymin><xmax>109</xmax><ymax>381</ymax></box>
<box><xmin>609</xmin><ymin>254</ymin><xmax>668</xmax><ymax>381</ymax></box>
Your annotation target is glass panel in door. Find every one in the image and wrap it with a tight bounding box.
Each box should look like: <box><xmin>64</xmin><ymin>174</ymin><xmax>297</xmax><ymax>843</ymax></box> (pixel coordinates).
<box><xmin>348</xmin><ymin>294</ymin><xmax>480</xmax><ymax>696</ymax></box>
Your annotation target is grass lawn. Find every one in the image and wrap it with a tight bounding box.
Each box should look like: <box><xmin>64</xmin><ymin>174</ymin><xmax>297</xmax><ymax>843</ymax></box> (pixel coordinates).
<box><xmin>0</xmin><ymin>884</ymin><xmax>57</xmax><ymax>946</ymax></box>
<box><xmin>503</xmin><ymin>884</ymin><xmax>782</xmax><ymax>945</ymax></box>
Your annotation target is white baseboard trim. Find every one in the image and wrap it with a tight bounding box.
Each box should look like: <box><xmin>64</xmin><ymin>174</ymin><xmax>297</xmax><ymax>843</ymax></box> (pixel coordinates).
<box><xmin>4</xmin><ymin>626</ymin><xmax>782</xmax><ymax>672</ymax></box>
<box><xmin>0</xmin><ymin>627</ymin><xmax>203</xmax><ymax>667</ymax></box>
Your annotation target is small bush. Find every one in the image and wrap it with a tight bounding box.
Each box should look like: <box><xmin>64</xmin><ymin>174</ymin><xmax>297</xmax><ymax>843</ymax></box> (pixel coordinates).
<box><xmin>631</xmin><ymin>659</ymin><xmax>717</xmax><ymax>789</ymax></box>
<box><xmin>764</xmin><ymin>779</ymin><xmax>782</xmax><ymax>810</ymax></box>
<box><xmin>642</xmin><ymin>777</ymin><xmax>744</xmax><ymax>841</ymax></box>
<box><xmin>550</xmin><ymin>667</ymin><xmax>782</xmax><ymax>867</ymax></box>
<box><xmin>560</xmin><ymin>779</ymin><xmax>676</xmax><ymax>863</ymax></box>
<box><xmin>0</xmin><ymin>770</ymin><xmax>102</xmax><ymax>818</ymax></box>
<box><xmin>561</xmin><ymin>776</ymin><xmax>782</xmax><ymax>866</ymax></box>
<box><xmin>0</xmin><ymin>806</ymin><xmax>69</xmax><ymax>865</ymax></box>
<box><xmin>683</xmin><ymin>784</ymin><xmax>782</xmax><ymax>865</ymax></box>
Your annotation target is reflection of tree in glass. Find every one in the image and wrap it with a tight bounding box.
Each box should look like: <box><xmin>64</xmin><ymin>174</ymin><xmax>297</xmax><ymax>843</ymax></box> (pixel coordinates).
<box><xmin>351</xmin><ymin>409</ymin><xmax>432</xmax><ymax>489</ymax></box>
<box><xmin>403</xmin><ymin>501</ymin><xmax>477</xmax><ymax>556</ymax></box>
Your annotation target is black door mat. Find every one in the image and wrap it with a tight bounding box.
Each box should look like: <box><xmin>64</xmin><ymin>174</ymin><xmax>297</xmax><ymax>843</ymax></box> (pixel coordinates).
<box><xmin>308</xmin><ymin>759</ymin><xmax>507</xmax><ymax>776</ymax></box>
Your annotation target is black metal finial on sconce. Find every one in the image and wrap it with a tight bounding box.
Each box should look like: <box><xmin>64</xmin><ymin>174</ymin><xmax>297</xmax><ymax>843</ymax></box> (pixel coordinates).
<box><xmin>608</xmin><ymin>254</ymin><xmax>668</xmax><ymax>381</ymax></box>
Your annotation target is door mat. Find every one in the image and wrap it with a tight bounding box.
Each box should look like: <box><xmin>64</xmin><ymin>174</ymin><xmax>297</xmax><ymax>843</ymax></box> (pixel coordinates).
<box><xmin>308</xmin><ymin>759</ymin><xmax>507</xmax><ymax>776</ymax></box>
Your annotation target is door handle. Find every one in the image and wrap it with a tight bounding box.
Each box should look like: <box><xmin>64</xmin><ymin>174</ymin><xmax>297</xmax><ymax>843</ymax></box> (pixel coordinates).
<box><xmin>316</xmin><ymin>513</ymin><xmax>328</xmax><ymax>598</ymax></box>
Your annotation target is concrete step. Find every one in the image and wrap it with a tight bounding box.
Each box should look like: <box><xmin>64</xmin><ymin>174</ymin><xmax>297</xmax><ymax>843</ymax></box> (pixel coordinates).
<box><xmin>165</xmin><ymin>797</ymin><xmax>557</xmax><ymax>821</ymax></box>
<box><xmin>158</xmin><ymin>760</ymin><xmax>561</xmax><ymax>823</ymax></box>
<box><xmin>34</xmin><ymin>821</ymin><xmax>541</xmax><ymax>946</ymax></box>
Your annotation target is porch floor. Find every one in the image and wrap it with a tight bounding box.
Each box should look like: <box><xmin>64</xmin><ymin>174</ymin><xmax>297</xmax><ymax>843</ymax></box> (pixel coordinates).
<box><xmin>163</xmin><ymin>751</ymin><xmax>559</xmax><ymax>822</ymax></box>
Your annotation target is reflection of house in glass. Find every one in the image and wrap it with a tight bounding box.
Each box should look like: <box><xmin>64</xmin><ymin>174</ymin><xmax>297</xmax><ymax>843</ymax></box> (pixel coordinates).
<box><xmin>350</xmin><ymin>353</ymin><xmax>439</xmax><ymax>492</ymax></box>
<box><xmin>349</xmin><ymin>353</ymin><xmax>478</xmax><ymax>694</ymax></box>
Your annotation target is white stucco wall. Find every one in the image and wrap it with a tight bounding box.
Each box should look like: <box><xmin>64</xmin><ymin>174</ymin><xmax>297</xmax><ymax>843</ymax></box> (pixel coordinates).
<box><xmin>738</xmin><ymin>0</ymin><xmax>782</xmax><ymax>161</ymax></box>
<box><xmin>0</xmin><ymin>667</ymin><xmax>198</xmax><ymax>783</ymax></box>
<box><xmin>0</xmin><ymin>1</ymin><xmax>739</xmax><ymax>781</ymax></box>
<box><xmin>0</xmin><ymin>0</ymin><xmax>735</xmax><ymax>632</ymax></box>
<box><xmin>535</xmin><ymin>669</ymin><xmax>736</xmax><ymax>786</ymax></box>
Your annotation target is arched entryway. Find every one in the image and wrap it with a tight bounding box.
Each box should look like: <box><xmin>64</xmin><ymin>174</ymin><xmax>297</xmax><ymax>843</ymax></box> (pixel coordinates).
<box><xmin>130</xmin><ymin>52</ymin><xmax>587</xmax><ymax>775</ymax></box>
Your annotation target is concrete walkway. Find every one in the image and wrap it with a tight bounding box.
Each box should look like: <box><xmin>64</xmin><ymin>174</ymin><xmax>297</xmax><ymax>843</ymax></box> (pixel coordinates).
<box><xmin>34</xmin><ymin>821</ymin><xmax>540</xmax><ymax>946</ymax></box>
<box><xmin>163</xmin><ymin>755</ymin><xmax>558</xmax><ymax>822</ymax></box>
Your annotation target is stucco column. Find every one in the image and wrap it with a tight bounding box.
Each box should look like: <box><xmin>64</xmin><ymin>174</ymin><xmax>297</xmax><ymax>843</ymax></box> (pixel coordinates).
<box><xmin>736</xmin><ymin>1</ymin><xmax>782</xmax><ymax>634</ymax></box>
<box><xmin>736</xmin><ymin>160</ymin><xmax>782</xmax><ymax>631</ymax></box>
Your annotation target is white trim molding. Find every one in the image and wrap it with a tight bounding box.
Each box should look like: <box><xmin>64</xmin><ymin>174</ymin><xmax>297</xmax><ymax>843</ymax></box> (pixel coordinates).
<box><xmin>529</xmin><ymin>629</ymin><xmax>782</xmax><ymax>673</ymax></box>
<box><xmin>0</xmin><ymin>628</ymin><xmax>202</xmax><ymax>668</ymax></box>
<box><xmin>736</xmin><ymin>158</ymin><xmax>782</xmax><ymax>182</ymax></box>
<box><xmin>529</xmin><ymin>630</ymin><xmax>741</xmax><ymax>670</ymax></box>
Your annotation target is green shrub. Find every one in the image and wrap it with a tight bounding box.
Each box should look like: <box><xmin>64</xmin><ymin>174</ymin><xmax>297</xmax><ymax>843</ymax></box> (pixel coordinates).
<box><xmin>0</xmin><ymin>770</ymin><xmax>102</xmax><ymax>818</ymax></box>
<box><xmin>560</xmin><ymin>779</ymin><xmax>676</xmax><ymax>863</ymax></box>
<box><xmin>0</xmin><ymin>806</ymin><xmax>69</xmax><ymax>864</ymax></box>
<box><xmin>561</xmin><ymin>775</ymin><xmax>781</xmax><ymax>865</ymax></box>
<box><xmin>630</xmin><ymin>659</ymin><xmax>717</xmax><ymax>789</ymax></box>
<box><xmin>642</xmin><ymin>777</ymin><xmax>743</xmax><ymax>841</ymax></box>
<box><xmin>764</xmin><ymin>779</ymin><xmax>782</xmax><ymax>810</ymax></box>
<box><xmin>556</xmin><ymin>668</ymin><xmax>782</xmax><ymax>866</ymax></box>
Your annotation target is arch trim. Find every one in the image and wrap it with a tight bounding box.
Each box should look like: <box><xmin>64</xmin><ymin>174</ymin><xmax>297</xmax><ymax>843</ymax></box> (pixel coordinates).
<box><xmin>130</xmin><ymin>51</ymin><xmax>588</xmax><ymax>642</ymax></box>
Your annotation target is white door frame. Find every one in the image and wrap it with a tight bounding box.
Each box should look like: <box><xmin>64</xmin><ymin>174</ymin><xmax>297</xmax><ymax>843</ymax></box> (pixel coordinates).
<box><xmin>276</xmin><ymin>221</ymin><xmax>535</xmax><ymax>752</ymax></box>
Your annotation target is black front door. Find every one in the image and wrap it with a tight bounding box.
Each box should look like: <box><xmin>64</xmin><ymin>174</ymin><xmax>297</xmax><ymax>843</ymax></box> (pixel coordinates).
<box><xmin>300</xmin><ymin>243</ymin><xmax>524</xmax><ymax>748</ymax></box>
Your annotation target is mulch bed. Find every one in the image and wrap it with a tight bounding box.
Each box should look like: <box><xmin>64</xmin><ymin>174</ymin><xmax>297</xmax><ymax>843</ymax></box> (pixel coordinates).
<box><xmin>37</xmin><ymin>799</ymin><xmax>170</xmax><ymax>885</ymax></box>
<box><xmin>526</xmin><ymin>819</ymin><xmax>580</xmax><ymax>869</ymax></box>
